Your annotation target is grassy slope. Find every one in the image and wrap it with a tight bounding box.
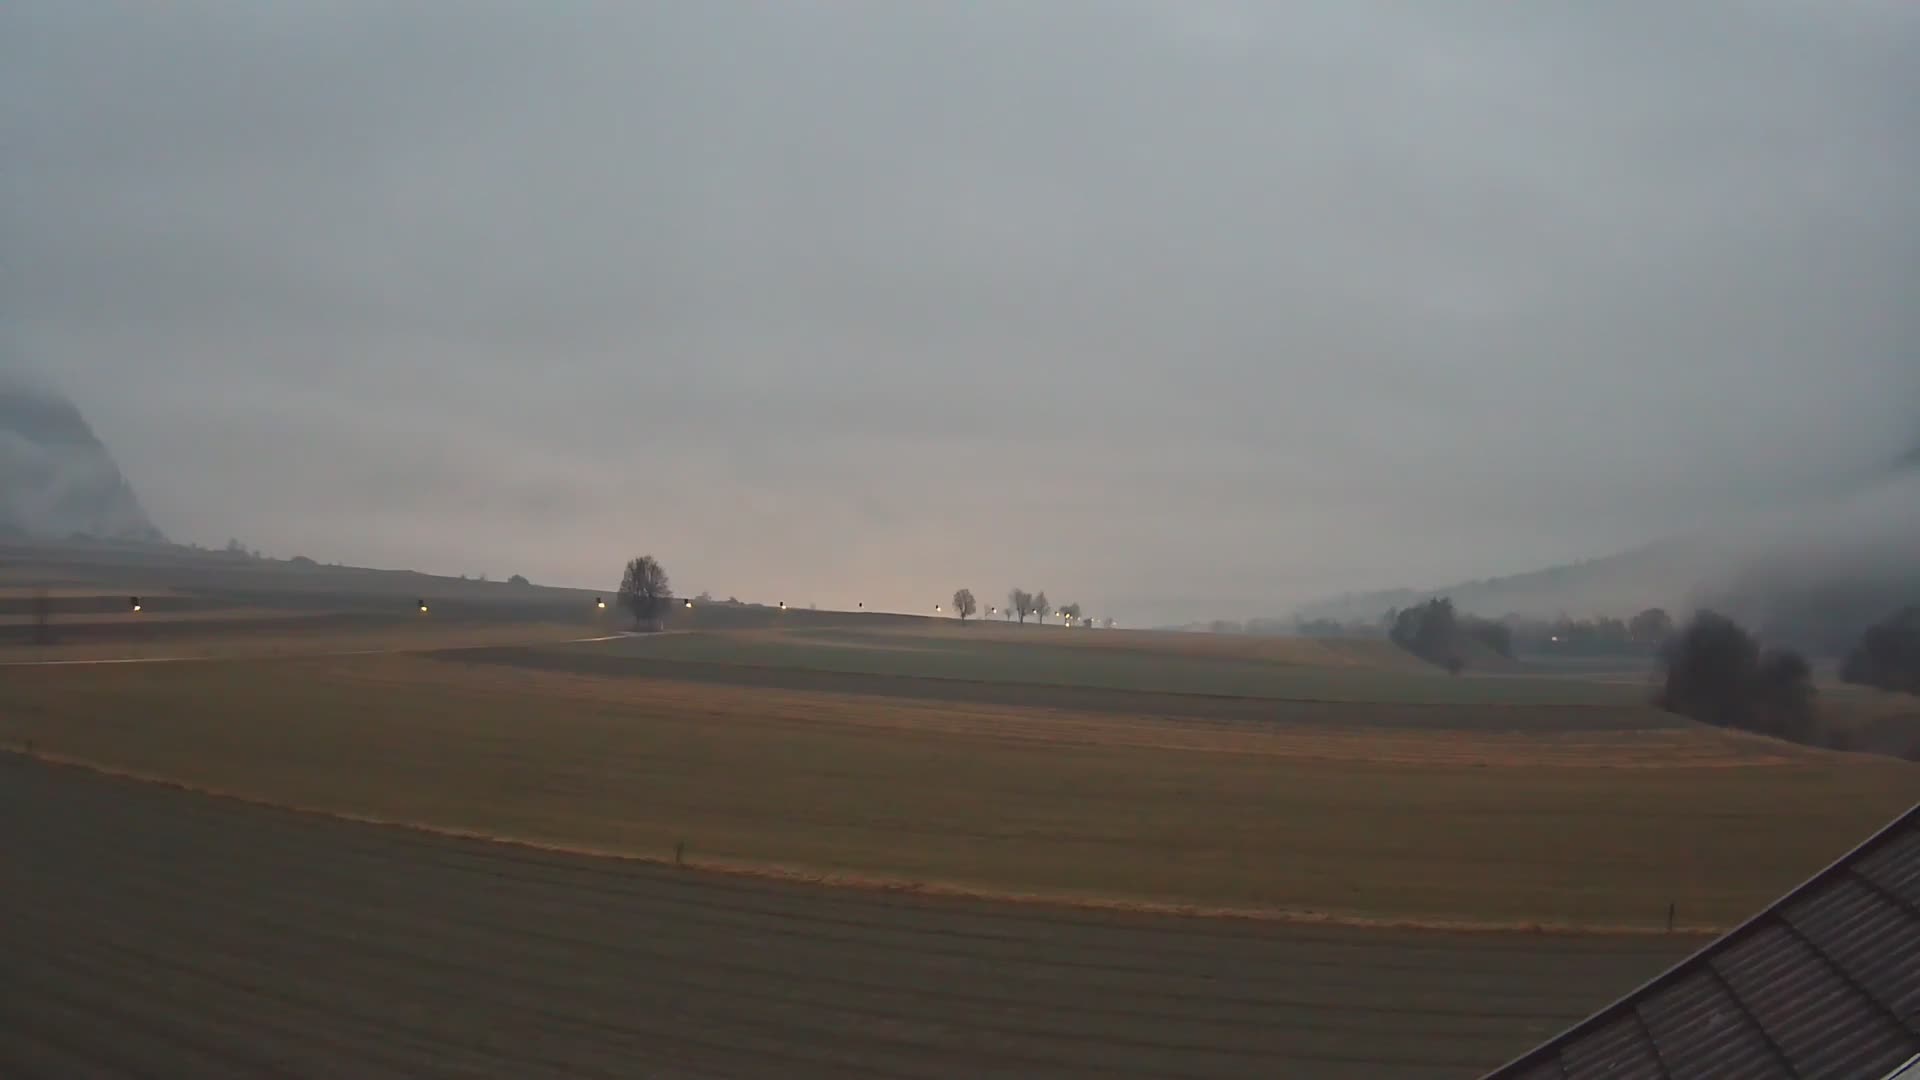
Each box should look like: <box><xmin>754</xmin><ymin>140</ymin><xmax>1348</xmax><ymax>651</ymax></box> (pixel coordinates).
<box><xmin>566</xmin><ymin>627</ymin><xmax>1645</xmax><ymax>706</ymax></box>
<box><xmin>4</xmin><ymin>652</ymin><xmax>1913</xmax><ymax>931</ymax></box>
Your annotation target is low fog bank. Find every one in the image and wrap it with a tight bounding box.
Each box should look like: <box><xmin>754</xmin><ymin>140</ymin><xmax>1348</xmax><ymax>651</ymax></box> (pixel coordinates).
<box><xmin>0</xmin><ymin>373</ymin><xmax>165</xmax><ymax>544</ymax></box>
<box><xmin>1699</xmin><ymin>467</ymin><xmax>1920</xmax><ymax>653</ymax></box>
<box><xmin>1290</xmin><ymin>457</ymin><xmax>1920</xmax><ymax>655</ymax></box>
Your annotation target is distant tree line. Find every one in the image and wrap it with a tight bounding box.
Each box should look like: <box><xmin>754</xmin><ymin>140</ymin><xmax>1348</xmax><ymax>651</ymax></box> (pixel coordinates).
<box><xmin>1500</xmin><ymin>610</ymin><xmax>1674</xmax><ymax>657</ymax></box>
<box><xmin>1840</xmin><ymin>606</ymin><xmax>1920</xmax><ymax>696</ymax></box>
<box><xmin>988</xmin><ymin>587</ymin><xmax>1093</xmax><ymax>626</ymax></box>
<box><xmin>1291</xmin><ymin>607</ymin><xmax>1674</xmax><ymax>661</ymax></box>
<box><xmin>1700</xmin><ymin>570</ymin><xmax>1920</xmax><ymax>657</ymax></box>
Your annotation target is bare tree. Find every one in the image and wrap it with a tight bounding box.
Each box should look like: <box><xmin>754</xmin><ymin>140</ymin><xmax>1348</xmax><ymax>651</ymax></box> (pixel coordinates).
<box><xmin>618</xmin><ymin>555</ymin><xmax>673</xmax><ymax>630</ymax></box>
<box><xmin>1034</xmin><ymin>591</ymin><xmax>1051</xmax><ymax>625</ymax></box>
<box><xmin>1008</xmin><ymin>588</ymin><xmax>1034</xmax><ymax>624</ymax></box>
<box><xmin>952</xmin><ymin>588</ymin><xmax>977</xmax><ymax>622</ymax></box>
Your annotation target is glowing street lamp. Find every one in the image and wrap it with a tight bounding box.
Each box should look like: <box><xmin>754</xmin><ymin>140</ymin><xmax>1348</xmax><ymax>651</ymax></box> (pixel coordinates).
<box><xmin>129</xmin><ymin>596</ymin><xmax>142</xmax><ymax>613</ymax></box>
<box><xmin>684</xmin><ymin>599</ymin><xmax>694</xmax><ymax>609</ymax></box>
<box><xmin>934</xmin><ymin>604</ymin><xmax>942</xmax><ymax>613</ymax></box>
<box><xmin>417</xmin><ymin>599</ymin><xmax>429</xmax><ymax>614</ymax></box>
<box><xmin>595</xmin><ymin>597</ymin><xmax>606</xmax><ymax>610</ymax></box>
<box><xmin>778</xmin><ymin>601</ymin><xmax>786</xmax><ymax>610</ymax></box>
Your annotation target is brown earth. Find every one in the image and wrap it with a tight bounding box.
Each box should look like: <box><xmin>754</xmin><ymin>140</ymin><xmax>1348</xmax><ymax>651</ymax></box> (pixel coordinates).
<box><xmin>0</xmin><ymin>755</ymin><xmax>1693</xmax><ymax>1079</ymax></box>
<box><xmin>4</xmin><ymin>653</ymin><xmax>1913</xmax><ymax>931</ymax></box>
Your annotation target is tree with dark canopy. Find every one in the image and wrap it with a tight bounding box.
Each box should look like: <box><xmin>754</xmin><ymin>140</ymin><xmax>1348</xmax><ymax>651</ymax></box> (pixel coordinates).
<box><xmin>1841</xmin><ymin>606</ymin><xmax>1920</xmax><ymax>696</ymax></box>
<box><xmin>1657</xmin><ymin>610</ymin><xmax>1816</xmax><ymax>742</ymax></box>
<box><xmin>952</xmin><ymin>588</ymin><xmax>977</xmax><ymax>622</ymax></box>
<box><xmin>617</xmin><ymin>555</ymin><xmax>672</xmax><ymax>630</ymax></box>
<box><xmin>1750</xmin><ymin>648</ymin><xmax>1817</xmax><ymax>743</ymax></box>
<box><xmin>1460</xmin><ymin>615</ymin><xmax>1512</xmax><ymax>658</ymax></box>
<box><xmin>1629</xmin><ymin>607</ymin><xmax>1675</xmax><ymax>649</ymax></box>
<box><xmin>1008</xmin><ymin>587</ymin><xmax>1034</xmax><ymax>624</ymax></box>
<box><xmin>1389</xmin><ymin>598</ymin><xmax>1461</xmax><ymax>670</ymax></box>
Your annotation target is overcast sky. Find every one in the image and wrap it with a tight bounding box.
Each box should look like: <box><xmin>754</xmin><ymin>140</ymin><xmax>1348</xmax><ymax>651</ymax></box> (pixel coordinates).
<box><xmin>4</xmin><ymin>2</ymin><xmax>1916</xmax><ymax>623</ymax></box>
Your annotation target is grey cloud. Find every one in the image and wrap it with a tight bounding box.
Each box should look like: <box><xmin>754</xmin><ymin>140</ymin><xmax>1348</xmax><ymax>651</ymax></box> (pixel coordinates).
<box><xmin>4</xmin><ymin>2</ymin><xmax>1917</xmax><ymax>621</ymax></box>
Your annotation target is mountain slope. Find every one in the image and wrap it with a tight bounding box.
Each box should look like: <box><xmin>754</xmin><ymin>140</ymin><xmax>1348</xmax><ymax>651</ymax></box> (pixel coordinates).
<box><xmin>1293</xmin><ymin>539</ymin><xmax>1720</xmax><ymax>625</ymax></box>
<box><xmin>1293</xmin><ymin>451</ymin><xmax>1920</xmax><ymax>650</ymax></box>
<box><xmin>0</xmin><ymin>376</ymin><xmax>164</xmax><ymax>543</ymax></box>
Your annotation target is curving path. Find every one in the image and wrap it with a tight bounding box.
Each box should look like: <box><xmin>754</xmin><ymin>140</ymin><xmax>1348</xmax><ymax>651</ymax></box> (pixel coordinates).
<box><xmin>0</xmin><ymin>756</ymin><xmax>1688</xmax><ymax>1078</ymax></box>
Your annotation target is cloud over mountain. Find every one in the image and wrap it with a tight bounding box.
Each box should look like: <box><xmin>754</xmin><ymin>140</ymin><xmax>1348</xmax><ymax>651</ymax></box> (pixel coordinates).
<box><xmin>0</xmin><ymin>375</ymin><xmax>164</xmax><ymax>543</ymax></box>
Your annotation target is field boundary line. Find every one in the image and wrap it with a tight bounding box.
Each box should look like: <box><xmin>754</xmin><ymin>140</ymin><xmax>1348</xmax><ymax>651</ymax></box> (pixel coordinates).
<box><xmin>6</xmin><ymin>749</ymin><xmax>1722</xmax><ymax>939</ymax></box>
<box><xmin>0</xmin><ymin>632</ymin><xmax>633</xmax><ymax>667</ymax></box>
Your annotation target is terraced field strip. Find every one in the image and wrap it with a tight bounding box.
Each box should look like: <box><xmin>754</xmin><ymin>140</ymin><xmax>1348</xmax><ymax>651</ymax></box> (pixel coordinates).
<box><xmin>457</xmin><ymin>640</ymin><xmax>1656</xmax><ymax>717</ymax></box>
<box><xmin>0</xmin><ymin>619</ymin><xmax>598</xmax><ymax>662</ymax></box>
<box><xmin>407</xmin><ymin>652</ymin><xmax>1782</xmax><ymax>767</ymax></box>
<box><xmin>567</xmin><ymin>627</ymin><xmax>1642</xmax><ymax>705</ymax></box>
<box><xmin>0</xmin><ymin>606</ymin><xmax>319</xmax><ymax>626</ymax></box>
<box><xmin>4</xmin><ymin>654</ymin><xmax>1915</xmax><ymax>929</ymax></box>
<box><xmin>787</xmin><ymin>623</ymin><xmax>1437</xmax><ymax>669</ymax></box>
<box><xmin>0</xmin><ymin>757</ymin><xmax>1691</xmax><ymax>1079</ymax></box>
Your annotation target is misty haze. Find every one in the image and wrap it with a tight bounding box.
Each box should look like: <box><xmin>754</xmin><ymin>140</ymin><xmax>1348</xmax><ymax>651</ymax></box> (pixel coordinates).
<box><xmin>4</xmin><ymin>4</ymin><xmax>1918</xmax><ymax>1079</ymax></box>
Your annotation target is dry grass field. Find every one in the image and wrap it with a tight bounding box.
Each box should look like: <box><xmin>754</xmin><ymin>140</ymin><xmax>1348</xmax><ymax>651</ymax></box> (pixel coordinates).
<box><xmin>5</xmin><ymin>635</ymin><xmax>1914</xmax><ymax>931</ymax></box>
<box><xmin>560</xmin><ymin>624</ymin><xmax>1648</xmax><ymax>706</ymax></box>
<box><xmin>0</xmin><ymin>614</ymin><xmax>602</xmax><ymax>662</ymax></box>
<box><xmin>1</xmin><ymin>757</ymin><xmax>1698</xmax><ymax>1079</ymax></box>
<box><xmin>856</xmin><ymin>620</ymin><xmax>1436</xmax><ymax>667</ymax></box>
<box><xmin>6</xmin><ymin>576</ymin><xmax>1918</xmax><ymax>1078</ymax></box>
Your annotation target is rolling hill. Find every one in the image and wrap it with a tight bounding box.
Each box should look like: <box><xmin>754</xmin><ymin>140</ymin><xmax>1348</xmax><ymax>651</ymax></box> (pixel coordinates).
<box><xmin>1294</xmin><ymin>441</ymin><xmax>1920</xmax><ymax>652</ymax></box>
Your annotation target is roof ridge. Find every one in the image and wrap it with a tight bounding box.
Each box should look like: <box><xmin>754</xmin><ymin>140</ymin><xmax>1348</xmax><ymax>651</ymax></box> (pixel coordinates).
<box><xmin>1485</xmin><ymin>805</ymin><xmax>1920</xmax><ymax>1078</ymax></box>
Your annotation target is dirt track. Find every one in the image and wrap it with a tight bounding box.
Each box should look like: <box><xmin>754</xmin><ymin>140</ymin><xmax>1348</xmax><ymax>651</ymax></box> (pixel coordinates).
<box><xmin>0</xmin><ymin>756</ymin><xmax>1690</xmax><ymax>1078</ymax></box>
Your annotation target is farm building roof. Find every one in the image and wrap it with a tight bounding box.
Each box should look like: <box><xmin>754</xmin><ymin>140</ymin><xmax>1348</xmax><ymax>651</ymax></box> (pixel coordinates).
<box><xmin>1486</xmin><ymin>803</ymin><xmax>1920</xmax><ymax>1080</ymax></box>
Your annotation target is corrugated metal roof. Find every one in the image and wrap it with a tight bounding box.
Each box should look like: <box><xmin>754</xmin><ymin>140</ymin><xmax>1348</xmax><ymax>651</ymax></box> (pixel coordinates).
<box><xmin>1485</xmin><ymin>804</ymin><xmax>1920</xmax><ymax>1080</ymax></box>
